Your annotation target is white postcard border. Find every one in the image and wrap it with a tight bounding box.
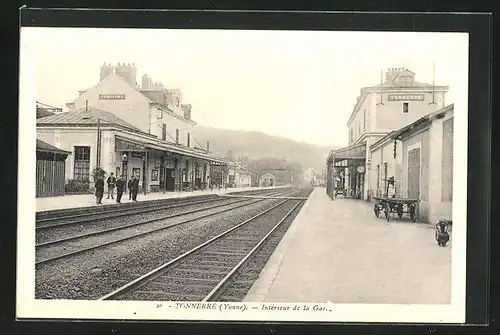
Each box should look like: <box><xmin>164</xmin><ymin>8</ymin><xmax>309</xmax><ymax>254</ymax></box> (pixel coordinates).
<box><xmin>17</xmin><ymin>28</ymin><xmax>468</xmax><ymax>324</ymax></box>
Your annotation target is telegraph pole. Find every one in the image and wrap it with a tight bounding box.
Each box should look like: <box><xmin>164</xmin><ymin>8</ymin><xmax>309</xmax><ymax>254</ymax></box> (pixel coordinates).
<box><xmin>96</xmin><ymin>118</ymin><xmax>102</xmax><ymax>168</ymax></box>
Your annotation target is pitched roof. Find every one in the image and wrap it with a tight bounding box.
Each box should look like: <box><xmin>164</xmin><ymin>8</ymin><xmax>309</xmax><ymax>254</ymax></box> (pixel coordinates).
<box><xmin>36</xmin><ymin>107</ymin><xmax>142</xmax><ymax>131</ymax></box>
<box><xmin>370</xmin><ymin>131</ymin><xmax>397</xmax><ymax>150</ymax></box>
<box><xmin>69</xmin><ymin>72</ymin><xmax>146</xmax><ymax>105</ymax></box>
<box><xmin>36</xmin><ymin>139</ymin><xmax>71</xmax><ymax>154</ymax></box>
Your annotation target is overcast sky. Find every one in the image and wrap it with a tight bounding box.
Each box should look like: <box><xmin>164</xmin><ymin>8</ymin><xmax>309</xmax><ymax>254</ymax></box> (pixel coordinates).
<box><xmin>24</xmin><ymin>28</ymin><xmax>468</xmax><ymax>147</ymax></box>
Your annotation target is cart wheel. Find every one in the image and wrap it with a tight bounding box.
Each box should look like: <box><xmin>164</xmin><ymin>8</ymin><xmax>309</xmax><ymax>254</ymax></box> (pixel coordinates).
<box><xmin>409</xmin><ymin>204</ymin><xmax>417</xmax><ymax>223</ymax></box>
<box><xmin>374</xmin><ymin>204</ymin><xmax>380</xmax><ymax>218</ymax></box>
<box><xmin>384</xmin><ymin>203</ymin><xmax>391</xmax><ymax>222</ymax></box>
<box><xmin>397</xmin><ymin>205</ymin><xmax>403</xmax><ymax>219</ymax></box>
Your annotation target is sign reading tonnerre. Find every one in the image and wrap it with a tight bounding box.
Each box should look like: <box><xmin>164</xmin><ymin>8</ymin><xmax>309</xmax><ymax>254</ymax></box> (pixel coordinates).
<box><xmin>388</xmin><ymin>94</ymin><xmax>425</xmax><ymax>101</ymax></box>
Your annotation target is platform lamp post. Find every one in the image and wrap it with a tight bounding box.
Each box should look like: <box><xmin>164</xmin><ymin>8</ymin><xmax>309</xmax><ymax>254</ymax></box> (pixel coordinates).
<box><xmin>142</xmin><ymin>153</ymin><xmax>147</xmax><ymax>195</ymax></box>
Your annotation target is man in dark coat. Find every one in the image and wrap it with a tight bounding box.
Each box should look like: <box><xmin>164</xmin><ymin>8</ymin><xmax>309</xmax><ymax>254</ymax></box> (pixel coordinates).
<box><xmin>95</xmin><ymin>175</ymin><xmax>105</xmax><ymax>205</ymax></box>
<box><xmin>128</xmin><ymin>176</ymin><xmax>134</xmax><ymax>200</ymax></box>
<box><xmin>131</xmin><ymin>175</ymin><xmax>140</xmax><ymax>202</ymax></box>
<box><xmin>116</xmin><ymin>175</ymin><xmax>125</xmax><ymax>203</ymax></box>
<box><xmin>106</xmin><ymin>172</ymin><xmax>116</xmax><ymax>199</ymax></box>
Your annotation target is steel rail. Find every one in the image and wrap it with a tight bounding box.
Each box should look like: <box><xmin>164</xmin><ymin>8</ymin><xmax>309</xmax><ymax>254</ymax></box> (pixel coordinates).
<box><xmin>35</xmin><ymin>189</ymin><xmax>299</xmax><ymax>266</ymax></box>
<box><xmin>202</xmin><ymin>188</ymin><xmax>312</xmax><ymax>301</ymax></box>
<box><xmin>36</xmin><ymin>188</ymin><xmax>288</xmax><ymax>230</ymax></box>
<box><xmin>98</xmin><ymin>189</ymin><xmax>307</xmax><ymax>300</ymax></box>
<box><xmin>36</xmin><ymin>198</ymin><xmax>251</xmax><ymax>247</ymax></box>
<box><xmin>37</xmin><ymin>189</ymin><xmax>293</xmax><ymax>247</ymax></box>
<box><xmin>36</xmin><ymin>198</ymin><xmax>218</xmax><ymax>230</ymax></box>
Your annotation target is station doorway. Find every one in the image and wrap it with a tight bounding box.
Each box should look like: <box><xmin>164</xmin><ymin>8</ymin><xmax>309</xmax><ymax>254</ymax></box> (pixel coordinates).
<box><xmin>165</xmin><ymin>168</ymin><xmax>175</xmax><ymax>191</ymax></box>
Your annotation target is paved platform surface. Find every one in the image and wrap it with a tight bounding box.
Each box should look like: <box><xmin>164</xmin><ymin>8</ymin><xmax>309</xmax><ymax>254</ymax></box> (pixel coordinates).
<box><xmin>244</xmin><ymin>188</ymin><xmax>452</xmax><ymax>305</ymax></box>
<box><xmin>36</xmin><ymin>186</ymin><xmax>285</xmax><ymax>212</ymax></box>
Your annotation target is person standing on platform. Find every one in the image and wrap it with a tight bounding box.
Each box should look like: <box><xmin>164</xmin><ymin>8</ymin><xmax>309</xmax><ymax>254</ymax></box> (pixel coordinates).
<box><xmin>131</xmin><ymin>175</ymin><xmax>140</xmax><ymax>202</ymax></box>
<box><xmin>116</xmin><ymin>175</ymin><xmax>125</xmax><ymax>203</ymax></box>
<box><xmin>106</xmin><ymin>172</ymin><xmax>116</xmax><ymax>199</ymax></box>
<box><xmin>128</xmin><ymin>176</ymin><xmax>134</xmax><ymax>200</ymax></box>
<box><xmin>95</xmin><ymin>175</ymin><xmax>104</xmax><ymax>205</ymax></box>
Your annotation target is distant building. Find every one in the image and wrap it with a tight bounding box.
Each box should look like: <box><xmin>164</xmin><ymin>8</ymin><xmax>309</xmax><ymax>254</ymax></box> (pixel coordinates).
<box><xmin>259</xmin><ymin>173</ymin><xmax>276</xmax><ymax>187</ymax></box>
<box><xmin>227</xmin><ymin>162</ymin><xmax>253</xmax><ymax>188</ymax></box>
<box><xmin>37</xmin><ymin>101</ymin><xmax>63</xmax><ymax>118</ymax></box>
<box><xmin>327</xmin><ymin>67</ymin><xmax>449</xmax><ymax>200</ymax></box>
<box><xmin>303</xmin><ymin>167</ymin><xmax>316</xmax><ymax>186</ymax></box>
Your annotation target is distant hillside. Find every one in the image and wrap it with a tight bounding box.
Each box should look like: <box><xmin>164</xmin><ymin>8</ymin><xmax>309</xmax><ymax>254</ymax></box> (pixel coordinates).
<box><xmin>193</xmin><ymin>126</ymin><xmax>340</xmax><ymax>173</ymax></box>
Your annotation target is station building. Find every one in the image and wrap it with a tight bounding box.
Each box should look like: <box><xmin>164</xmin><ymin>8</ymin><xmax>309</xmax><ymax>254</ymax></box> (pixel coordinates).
<box><xmin>37</xmin><ymin>62</ymin><xmax>227</xmax><ymax>193</ymax></box>
<box><xmin>369</xmin><ymin>104</ymin><xmax>454</xmax><ymax>222</ymax></box>
<box><xmin>326</xmin><ymin>67</ymin><xmax>449</xmax><ymax>201</ymax></box>
<box><xmin>259</xmin><ymin>173</ymin><xmax>276</xmax><ymax>187</ymax></box>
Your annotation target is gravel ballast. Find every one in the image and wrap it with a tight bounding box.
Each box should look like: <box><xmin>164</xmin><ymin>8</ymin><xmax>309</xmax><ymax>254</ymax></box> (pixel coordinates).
<box><xmin>114</xmin><ymin>196</ymin><xmax>306</xmax><ymax>301</ymax></box>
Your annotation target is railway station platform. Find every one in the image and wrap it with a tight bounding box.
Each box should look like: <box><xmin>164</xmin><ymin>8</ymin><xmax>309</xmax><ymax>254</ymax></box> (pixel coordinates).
<box><xmin>36</xmin><ymin>186</ymin><xmax>286</xmax><ymax>213</ymax></box>
<box><xmin>244</xmin><ymin>188</ymin><xmax>452</xmax><ymax>305</ymax></box>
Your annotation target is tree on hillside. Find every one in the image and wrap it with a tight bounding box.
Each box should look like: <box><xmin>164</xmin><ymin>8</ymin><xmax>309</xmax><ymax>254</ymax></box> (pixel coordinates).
<box><xmin>224</xmin><ymin>149</ymin><xmax>234</xmax><ymax>161</ymax></box>
<box><xmin>238</xmin><ymin>155</ymin><xmax>250</xmax><ymax>166</ymax></box>
<box><xmin>36</xmin><ymin>108</ymin><xmax>55</xmax><ymax>119</ymax></box>
<box><xmin>247</xmin><ymin>157</ymin><xmax>304</xmax><ymax>185</ymax></box>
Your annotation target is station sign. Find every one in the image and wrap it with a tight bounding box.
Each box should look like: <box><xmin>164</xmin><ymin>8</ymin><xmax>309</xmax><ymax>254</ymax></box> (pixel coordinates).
<box><xmin>388</xmin><ymin>94</ymin><xmax>425</xmax><ymax>101</ymax></box>
<box><xmin>99</xmin><ymin>94</ymin><xmax>126</xmax><ymax>100</ymax></box>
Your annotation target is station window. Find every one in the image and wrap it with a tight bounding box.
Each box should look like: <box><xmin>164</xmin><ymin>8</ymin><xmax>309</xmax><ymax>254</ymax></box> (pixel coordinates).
<box><xmin>74</xmin><ymin>146</ymin><xmax>90</xmax><ymax>181</ymax></box>
<box><xmin>175</xmin><ymin>129</ymin><xmax>180</xmax><ymax>144</ymax></box>
<box><xmin>402</xmin><ymin>102</ymin><xmax>409</xmax><ymax>113</ymax></box>
<box><xmin>187</xmin><ymin>133</ymin><xmax>191</xmax><ymax>147</ymax></box>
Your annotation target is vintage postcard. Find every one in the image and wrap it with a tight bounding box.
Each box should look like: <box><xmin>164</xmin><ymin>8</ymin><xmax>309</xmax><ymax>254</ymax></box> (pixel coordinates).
<box><xmin>17</xmin><ymin>27</ymin><xmax>469</xmax><ymax>323</ymax></box>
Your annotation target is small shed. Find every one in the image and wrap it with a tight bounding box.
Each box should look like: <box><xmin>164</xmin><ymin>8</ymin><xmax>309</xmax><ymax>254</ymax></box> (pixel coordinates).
<box><xmin>36</xmin><ymin>139</ymin><xmax>71</xmax><ymax>197</ymax></box>
<box><xmin>259</xmin><ymin>173</ymin><xmax>276</xmax><ymax>187</ymax></box>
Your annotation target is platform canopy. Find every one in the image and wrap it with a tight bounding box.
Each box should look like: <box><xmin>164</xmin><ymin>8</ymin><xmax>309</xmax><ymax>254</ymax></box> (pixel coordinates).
<box><xmin>115</xmin><ymin>135</ymin><xmax>227</xmax><ymax>165</ymax></box>
<box><xmin>327</xmin><ymin>141</ymin><xmax>366</xmax><ymax>162</ymax></box>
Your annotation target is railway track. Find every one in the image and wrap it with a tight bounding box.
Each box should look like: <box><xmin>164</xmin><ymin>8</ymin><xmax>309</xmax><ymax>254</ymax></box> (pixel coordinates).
<box><xmin>98</xmin><ymin>188</ymin><xmax>312</xmax><ymax>301</ymax></box>
<box><xmin>36</xmin><ymin>188</ymin><xmax>288</xmax><ymax>230</ymax></box>
<box><xmin>35</xmin><ymin>188</ymin><xmax>299</xmax><ymax>266</ymax></box>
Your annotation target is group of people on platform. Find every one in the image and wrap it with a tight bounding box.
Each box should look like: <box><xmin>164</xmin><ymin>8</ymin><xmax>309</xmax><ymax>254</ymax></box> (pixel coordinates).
<box><xmin>94</xmin><ymin>173</ymin><xmax>141</xmax><ymax>205</ymax></box>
